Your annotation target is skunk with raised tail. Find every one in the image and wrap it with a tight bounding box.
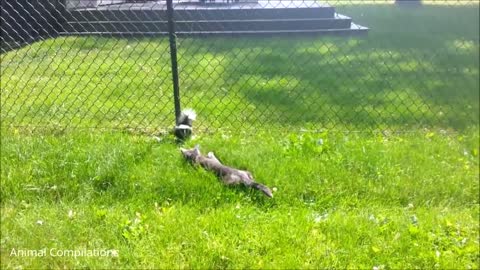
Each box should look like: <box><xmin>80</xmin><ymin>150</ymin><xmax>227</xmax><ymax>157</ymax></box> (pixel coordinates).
<box><xmin>174</xmin><ymin>108</ymin><xmax>196</xmax><ymax>141</ymax></box>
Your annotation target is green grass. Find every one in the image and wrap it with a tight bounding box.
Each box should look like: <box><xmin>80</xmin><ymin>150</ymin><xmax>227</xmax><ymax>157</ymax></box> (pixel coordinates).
<box><xmin>1</xmin><ymin>5</ymin><xmax>479</xmax><ymax>131</ymax></box>
<box><xmin>1</xmin><ymin>129</ymin><xmax>479</xmax><ymax>268</ymax></box>
<box><xmin>1</xmin><ymin>3</ymin><xmax>479</xmax><ymax>269</ymax></box>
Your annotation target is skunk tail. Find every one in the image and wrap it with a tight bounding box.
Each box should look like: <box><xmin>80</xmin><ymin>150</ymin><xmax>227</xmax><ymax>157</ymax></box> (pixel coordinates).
<box><xmin>177</xmin><ymin>108</ymin><xmax>196</xmax><ymax>126</ymax></box>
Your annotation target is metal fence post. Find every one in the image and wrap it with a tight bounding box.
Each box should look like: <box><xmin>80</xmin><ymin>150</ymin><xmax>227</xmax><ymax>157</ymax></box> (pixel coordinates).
<box><xmin>166</xmin><ymin>0</ymin><xmax>181</xmax><ymax>123</ymax></box>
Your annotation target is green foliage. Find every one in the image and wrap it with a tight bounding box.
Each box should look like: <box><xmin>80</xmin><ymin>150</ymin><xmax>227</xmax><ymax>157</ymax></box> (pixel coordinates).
<box><xmin>122</xmin><ymin>212</ymin><xmax>148</xmax><ymax>242</ymax></box>
<box><xmin>283</xmin><ymin>131</ymin><xmax>329</xmax><ymax>156</ymax></box>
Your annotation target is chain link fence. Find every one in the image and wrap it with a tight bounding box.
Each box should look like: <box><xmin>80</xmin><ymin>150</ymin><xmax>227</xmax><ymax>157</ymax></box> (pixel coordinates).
<box><xmin>1</xmin><ymin>0</ymin><xmax>479</xmax><ymax>132</ymax></box>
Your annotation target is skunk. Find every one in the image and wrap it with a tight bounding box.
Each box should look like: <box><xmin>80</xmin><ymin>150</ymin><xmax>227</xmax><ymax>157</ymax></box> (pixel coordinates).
<box><xmin>174</xmin><ymin>108</ymin><xmax>196</xmax><ymax>141</ymax></box>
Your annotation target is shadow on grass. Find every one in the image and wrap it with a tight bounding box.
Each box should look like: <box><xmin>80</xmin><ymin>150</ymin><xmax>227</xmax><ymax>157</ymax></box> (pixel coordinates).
<box><xmin>177</xmin><ymin>4</ymin><xmax>479</xmax><ymax>131</ymax></box>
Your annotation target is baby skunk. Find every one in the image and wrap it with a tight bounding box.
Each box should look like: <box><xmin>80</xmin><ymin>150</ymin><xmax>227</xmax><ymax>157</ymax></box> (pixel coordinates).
<box><xmin>174</xmin><ymin>108</ymin><xmax>196</xmax><ymax>141</ymax></box>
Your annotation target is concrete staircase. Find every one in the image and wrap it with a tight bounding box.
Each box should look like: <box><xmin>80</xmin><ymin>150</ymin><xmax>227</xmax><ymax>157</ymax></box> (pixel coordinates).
<box><xmin>61</xmin><ymin>1</ymin><xmax>368</xmax><ymax>36</ymax></box>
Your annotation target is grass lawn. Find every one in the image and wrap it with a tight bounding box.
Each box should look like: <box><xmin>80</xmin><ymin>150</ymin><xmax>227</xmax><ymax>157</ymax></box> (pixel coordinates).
<box><xmin>1</xmin><ymin>129</ymin><xmax>479</xmax><ymax>269</ymax></box>
<box><xmin>1</xmin><ymin>3</ymin><xmax>479</xmax><ymax>269</ymax></box>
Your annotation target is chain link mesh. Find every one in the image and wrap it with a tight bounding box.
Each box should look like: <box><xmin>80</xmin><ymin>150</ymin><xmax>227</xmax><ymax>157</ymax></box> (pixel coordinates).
<box><xmin>1</xmin><ymin>0</ymin><xmax>479</xmax><ymax>132</ymax></box>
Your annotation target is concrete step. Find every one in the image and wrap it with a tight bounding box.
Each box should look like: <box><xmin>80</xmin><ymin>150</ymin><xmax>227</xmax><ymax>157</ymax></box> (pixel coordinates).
<box><xmin>63</xmin><ymin>6</ymin><xmax>336</xmax><ymax>22</ymax></box>
<box><xmin>61</xmin><ymin>1</ymin><xmax>368</xmax><ymax>37</ymax></box>
<box><xmin>63</xmin><ymin>15</ymin><xmax>353</xmax><ymax>33</ymax></box>
<box><xmin>60</xmin><ymin>23</ymin><xmax>368</xmax><ymax>37</ymax></box>
<box><xmin>177</xmin><ymin>24</ymin><xmax>369</xmax><ymax>37</ymax></box>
